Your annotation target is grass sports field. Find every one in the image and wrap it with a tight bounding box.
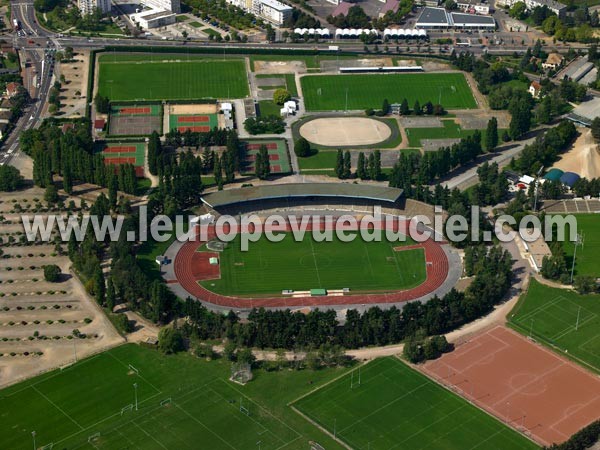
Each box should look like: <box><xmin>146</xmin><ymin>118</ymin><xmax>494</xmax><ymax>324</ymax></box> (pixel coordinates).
<box><xmin>294</xmin><ymin>357</ymin><xmax>538</xmax><ymax>450</ymax></box>
<box><xmin>557</xmin><ymin>214</ymin><xmax>600</xmax><ymax>277</ymax></box>
<box><xmin>0</xmin><ymin>344</ymin><xmax>346</xmax><ymax>450</ymax></box>
<box><xmin>200</xmin><ymin>233</ymin><xmax>426</xmax><ymax>296</ymax></box>
<box><xmin>98</xmin><ymin>56</ymin><xmax>249</xmax><ymax>101</ymax></box>
<box><xmin>509</xmin><ymin>279</ymin><xmax>600</xmax><ymax>373</ymax></box>
<box><xmin>301</xmin><ymin>73</ymin><xmax>477</xmax><ymax>111</ymax></box>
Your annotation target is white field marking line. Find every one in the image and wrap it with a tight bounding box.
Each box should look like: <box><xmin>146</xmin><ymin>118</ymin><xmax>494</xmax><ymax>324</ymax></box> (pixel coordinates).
<box><xmin>379</xmin><ymin>389</ymin><xmax>468</xmax><ymax>444</ymax></box>
<box><xmin>115</xmin><ymin>427</ymin><xmax>137</xmax><ymax>448</ymax></box>
<box><xmin>336</xmin><ymin>381</ymin><xmax>430</xmax><ymax>435</ymax></box>
<box><xmin>172</xmin><ymin>401</ymin><xmax>238</xmax><ymax>450</ymax></box>
<box><xmin>514</xmin><ymin>296</ymin><xmax>566</xmax><ymax>323</ymax></box>
<box><xmin>361</xmin><ymin>238</ymin><xmax>375</xmax><ymax>278</ymax></box>
<box><xmin>387</xmin><ymin>403</ymin><xmax>470</xmax><ymax>450</ymax></box>
<box><xmin>578</xmin><ymin>333</ymin><xmax>600</xmax><ymax>354</ymax></box>
<box><xmin>134</xmin><ymin>414</ymin><xmax>192</xmax><ymax>450</ymax></box>
<box><xmin>553</xmin><ymin>300</ymin><xmax>597</xmax><ymax>321</ymax></box>
<box><xmin>31</xmin><ymin>385</ymin><xmax>84</xmax><ymax>430</ymax></box>
<box><xmin>552</xmin><ymin>314</ymin><xmax>597</xmax><ymax>341</ymax></box>
<box><xmin>54</xmin><ymin>377</ymin><xmax>221</xmax><ymax>446</ymax></box>
<box><xmin>445</xmin><ymin>333</ymin><xmax>510</xmax><ymax>374</ymax></box>
<box><xmin>414</xmin><ymin>415</ymin><xmax>480</xmax><ymax>450</ymax></box>
<box><xmin>222</xmin><ymin>379</ymin><xmax>303</xmax><ymax>439</ymax></box>
<box><xmin>273</xmin><ymin>435</ymin><xmax>302</xmax><ymax>450</ymax></box>
<box><xmin>203</xmin><ymin>385</ymin><xmax>274</xmax><ymax>439</ymax></box>
<box><xmin>547</xmin><ymin>394</ymin><xmax>600</xmax><ymax>432</ymax></box>
<box><xmin>490</xmin><ymin>361</ymin><xmax>566</xmax><ymax>410</ymax></box>
<box><xmin>4</xmin><ymin>354</ymin><xmax>104</xmax><ymax>398</ymax></box>
<box><xmin>288</xmin><ymin>360</ymin><xmax>377</xmax><ymax>406</ymax></box>
<box><xmin>132</xmin><ymin>421</ymin><xmax>168</xmax><ymax>450</ymax></box>
<box><xmin>467</xmin><ymin>426</ymin><xmax>512</xmax><ymax>450</ymax></box>
<box><xmin>307</xmin><ymin>235</ymin><xmax>322</xmax><ymax>287</ymax></box>
<box><xmin>106</xmin><ymin>351</ymin><xmax>162</xmax><ymax>394</ymax></box>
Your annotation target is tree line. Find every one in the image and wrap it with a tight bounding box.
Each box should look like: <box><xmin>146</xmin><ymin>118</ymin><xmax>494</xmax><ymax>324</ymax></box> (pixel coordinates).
<box><xmin>20</xmin><ymin>120</ymin><xmax>139</xmax><ymax>195</ymax></box>
<box><xmin>179</xmin><ymin>245</ymin><xmax>513</xmax><ymax>350</ymax></box>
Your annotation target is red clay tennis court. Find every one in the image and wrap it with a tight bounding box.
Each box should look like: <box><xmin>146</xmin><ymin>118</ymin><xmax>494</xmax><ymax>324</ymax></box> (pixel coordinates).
<box><xmin>177</xmin><ymin>115</ymin><xmax>209</xmax><ymax>123</ymax></box>
<box><xmin>247</xmin><ymin>143</ymin><xmax>278</xmax><ymax>150</ymax></box>
<box><xmin>422</xmin><ymin>326</ymin><xmax>600</xmax><ymax>446</ymax></box>
<box><xmin>119</xmin><ymin>107</ymin><xmax>150</xmax><ymax>115</ymax></box>
<box><xmin>104</xmin><ymin>157</ymin><xmax>136</xmax><ymax>165</ymax></box>
<box><xmin>102</xmin><ymin>146</ymin><xmax>136</xmax><ymax>153</ymax></box>
<box><xmin>178</xmin><ymin>126</ymin><xmax>210</xmax><ymax>133</ymax></box>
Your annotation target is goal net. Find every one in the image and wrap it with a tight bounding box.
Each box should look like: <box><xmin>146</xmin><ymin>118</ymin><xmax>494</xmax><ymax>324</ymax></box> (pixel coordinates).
<box><xmin>120</xmin><ymin>404</ymin><xmax>134</xmax><ymax>416</ymax></box>
<box><xmin>206</xmin><ymin>240</ymin><xmax>227</xmax><ymax>252</ymax></box>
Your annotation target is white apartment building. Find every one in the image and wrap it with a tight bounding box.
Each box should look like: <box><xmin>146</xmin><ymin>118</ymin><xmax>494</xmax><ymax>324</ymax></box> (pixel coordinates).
<box><xmin>227</xmin><ymin>0</ymin><xmax>292</xmax><ymax>26</ymax></box>
<box><xmin>143</xmin><ymin>0</ymin><xmax>181</xmax><ymax>14</ymax></box>
<box><xmin>496</xmin><ymin>0</ymin><xmax>566</xmax><ymax>17</ymax></box>
<box><xmin>78</xmin><ymin>0</ymin><xmax>111</xmax><ymax>15</ymax></box>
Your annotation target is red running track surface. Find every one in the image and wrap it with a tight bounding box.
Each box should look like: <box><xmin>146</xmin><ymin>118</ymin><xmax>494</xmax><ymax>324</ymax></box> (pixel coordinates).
<box><xmin>171</xmin><ymin>219</ymin><xmax>450</xmax><ymax>308</ymax></box>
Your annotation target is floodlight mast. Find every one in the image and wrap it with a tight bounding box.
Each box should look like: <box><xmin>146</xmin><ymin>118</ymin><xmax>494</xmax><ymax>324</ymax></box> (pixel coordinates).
<box><xmin>133</xmin><ymin>383</ymin><xmax>138</xmax><ymax>411</ymax></box>
<box><xmin>533</xmin><ymin>165</ymin><xmax>544</xmax><ymax>212</ymax></box>
<box><xmin>32</xmin><ymin>431</ymin><xmax>36</xmax><ymax>450</ymax></box>
<box><xmin>570</xmin><ymin>232</ymin><xmax>583</xmax><ymax>284</ymax></box>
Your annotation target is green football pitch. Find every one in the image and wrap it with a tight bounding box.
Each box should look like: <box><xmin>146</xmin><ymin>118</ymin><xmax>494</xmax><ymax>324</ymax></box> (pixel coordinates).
<box><xmin>556</xmin><ymin>213</ymin><xmax>600</xmax><ymax>277</ymax></box>
<box><xmin>509</xmin><ymin>279</ymin><xmax>600</xmax><ymax>373</ymax></box>
<box><xmin>200</xmin><ymin>233</ymin><xmax>426</xmax><ymax>296</ymax></box>
<box><xmin>97</xmin><ymin>57</ymin><xmax>249</xmax><ymax>101</ymax></box>
<box><xmin>293</xmin><ymin>357</ymin><xmax>538</xmax><ymax>450</ymax></box>
<box><xmin>300</xmin><ymin>73</ymin><xmax>478</xmax><ymax>111</ymax></box>
<box><xmin>0</xmin><ymin>344</ymin><xmax>347</xmax><ymax>450</ymax></box>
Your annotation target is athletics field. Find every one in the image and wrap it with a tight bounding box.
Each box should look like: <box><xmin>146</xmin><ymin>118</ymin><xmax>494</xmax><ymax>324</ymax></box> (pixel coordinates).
<box><xmin>301</xmin><ymin>72</ymin><xmax>477</xmax><ymax>111</ymax></box>
<box><xmin>98</xmin><ymin>57</ymin><xmax>249</xmax><ymax>101</ymax></box>
<box><xmin>199</xmin><ymin>233</ymin><xmax>426</xmax><ymax>296</ymax></box>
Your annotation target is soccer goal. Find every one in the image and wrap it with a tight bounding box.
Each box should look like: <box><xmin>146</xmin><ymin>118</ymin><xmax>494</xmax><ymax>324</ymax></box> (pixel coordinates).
<box><xmin>160</xmin><ymin>397</ymin><xmax>172</xmax><ymax>407</ymax></box>
<box><xmin>206</xmin><ymin>240</ymin><xmax>227</xmax><ymax>252</ymax></box>
<box><xmin>128</xmin><ymin>364</ymin><xmax>139</xmax><ymax>376</ymax></box>
<box><xmin>239</xmin><ymin>398</ymin><xmax>250</xmax><ymax>416</ymax></box>
<box><xmin>40</xmin><ymin>443</ymin><xmax>54</xmax><ymax>450</ymax></box>
<box><xmin>121</xmin><ymin>404</ymin><xmax>134</xmax><ymax>416</ymax></box>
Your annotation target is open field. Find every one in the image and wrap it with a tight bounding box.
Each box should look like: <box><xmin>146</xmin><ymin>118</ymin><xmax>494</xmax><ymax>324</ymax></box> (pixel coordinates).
<box><xmin>255</xmin><ymin>73</ymin><xmax>298</xmax><ymax>96</ymax></box>
<box><xmin>0</xmin><ymin>344</ymin><xmax>347</xmax><ymax>450</ymax></box>
<box><xmin>423</xmin><ymin>326</ymin><xmax>600</xmax><ymax>446</ymax></box>
<box><xmin>294</xmin><ymin>357</ymin><xmax>538</xmax><ymax>450</ymax></box>
<box><xmin>299</xmin><ymin>117</ymin><xmax>392</xmax><ymax>147</ymax></box>
<box><xmin>509</xmin><ymin>279</ymin><xmax>600</xmax><ymax>373</ymax></box>
<box><xmin>200</xmin><ymin>233</ymin><xmax>426</xmax><ymax>296</ymax></box>
<box><xmin>555</xmin><ymin>213</ymin><xmax>600</xmax><ymax>277</ymax></box>
<box><xmin>301</xmin><ymin>73</ymin><xmax>478</xmax><ymax>111</ymax></box>
<box><xmin>97</xmin><ymin>57</ymin><xmax>249</xmax><ymax>101</ymax></box>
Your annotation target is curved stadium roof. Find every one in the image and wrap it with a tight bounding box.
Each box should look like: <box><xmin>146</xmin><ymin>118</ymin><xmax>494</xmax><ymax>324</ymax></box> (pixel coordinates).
<box><xmin>201</xmin><ymin>183</ymin><xmax>404</xmax><ymax>208</ymax></box>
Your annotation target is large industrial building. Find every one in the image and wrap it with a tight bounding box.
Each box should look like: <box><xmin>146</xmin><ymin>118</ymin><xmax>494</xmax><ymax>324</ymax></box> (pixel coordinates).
<box><xmin>415</xmin><ymin>7</ymin><xmax>496</xmax><ymax>30</ymax></box>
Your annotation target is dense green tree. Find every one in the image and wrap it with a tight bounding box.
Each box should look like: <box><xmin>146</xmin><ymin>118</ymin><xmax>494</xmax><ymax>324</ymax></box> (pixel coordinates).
<box><xmin>158</xmin><ymin>327</ymin><xmax>184</xmax><ymax>354</ymax></box>
<box><xmin>43</xmin><ymin>264</ymin><xmax>61</xmax><ymax>282</ymax></box>
<box><xmin>294</xmin><ymin>137</ymin><xmax>311</xmax><ymax>157</ymax></box>
<box><xmin>485</xmin><ymin>117</ymin><xmax>498</xmax><ymax>152</ymax></box>
<box><xmin>0</xmin><ymin>165</ymin><xmax>23</xmax><ymax>191</ymax></box>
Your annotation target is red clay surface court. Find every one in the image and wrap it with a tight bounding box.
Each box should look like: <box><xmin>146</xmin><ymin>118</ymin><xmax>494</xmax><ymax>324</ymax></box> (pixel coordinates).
<box><xmin>177</xmin><ymin>126</ymin><xmax>210</xmax><ymax>133</ymax></box>
<box><xmin>177</xmin><ymin>115</ymin><xmax>209</xmax><ymax>123</ymax></box>
<box><xmin>120</xmin><ymin>107</ymin><xmax>150</xmax><ymax>114</ymax></box>
<box><xmin>422</xmin><ymin>326</ymin><xmax>600</xmax><ymax>446</ymax></box>
<box><xmin>170</xmin><ymin>219</ymin><xmax>449</xmax><ymax>308</ymax></box>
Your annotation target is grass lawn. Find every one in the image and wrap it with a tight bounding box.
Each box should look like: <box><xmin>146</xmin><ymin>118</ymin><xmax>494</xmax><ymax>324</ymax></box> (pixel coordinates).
<box><xmin>176</xmin><ymin>14</ymin><xmax>189</xmax><ymax>22</ymax></box>
<box><xmin>297</xmin><ymin>150</ymin><xmax>338</xmax><ymax>170</ymax></box>
<box><xmin>201</xmin><ymin>27</ymin><xmax>222</xmax><ymax>38</ymax></box>
<box><xmin>200</xmin><ymin>233</ymin><xmax>426</xmax><ymax>296</ymax></box>
<box><xmin>98</xmin><ymin>58</ymin><xmax>248</xmax><ymax>101</ymax></box>
<box><xmin>554</xmin><ymin>214</ymin><xmax>600</xmax><ymax>277</ymax></box>
<box><xmin>405</xmin><ymin>119</ymin><xmax>504</xmax><ymax>148</ymax></box>
<box><xmin>189</xmin><ymin>21</ymin><xmax>203</xmax><ymax>27</ymax></box>
<box><xmin>301</xmin><ymin>73</ymin><xmax>477</xmax><ymax>111</ymax></box>
<box><xmin>508</xmin><ymin>279</ymin><xmax>600</xmax><ymax>373</ymax></box>
<box><xmin>258</xmin><ymin>100</ymin><xmax>282</xmax><ymax>117</ymax></box>
<box><xmin>256</xmin><ymin>73</ymin><xmax>299</xmax><ymax>97</ymax></box>
<box><xmin>294</xmin><ymin>357</ymin><xmax>538</xmax><ymax>450</ymax></box>
<box><xmin>0</xmin><ymin>344</ymin><xmax>347</xmax><ymax>450</ymax></box>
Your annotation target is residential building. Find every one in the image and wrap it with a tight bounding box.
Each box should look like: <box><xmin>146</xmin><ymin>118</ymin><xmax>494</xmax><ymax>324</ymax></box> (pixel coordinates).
<box><xmin>456</xmin><ymin>0</ymin><xmax>490</xmax><ymax>14</ymax></box>
<box><xmin>133</xmin><ymin>10</ymin><xmax>176</xmax><ymax>29</ymax></box>
<box><xmin>94</xmin><ymin>119</ymin><xmax>106</xmax><ymax>133</ymax></box>
<box><xmin>529</xmin><ymin>81</ymin><xmax>542</xmax><ymax>98</ymax></box>
<box><xmin>496</xmin><ymin>0</ymin><xmax>565</xmax><ymax>18</ymax></box>
<box><xmin>253</xmin><ymin>0</ymin><xmax>292</xmax><ymax>25</ymax></box>
<box><xmin>5</xmin><ymin>82</ymin><xmax>20</xmax><ymax>98</ymax></box>
<box><xmin>542</xmin><ymin>53</ymin><xmax>564</xmax><ymax>71</ymax></box>
<box><xmin>77</xmin><ymin>0</ymin><xmax>111</xmax><ymax>15</ymax></box>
